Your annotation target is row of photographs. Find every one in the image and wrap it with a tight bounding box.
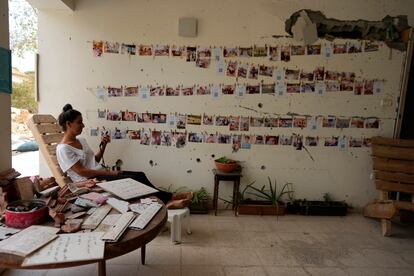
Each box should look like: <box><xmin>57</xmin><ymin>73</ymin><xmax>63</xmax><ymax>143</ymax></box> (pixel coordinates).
<box><xmin>99</xmin><ymin>111</ymin><xmax>381</xmax><ymax>130</ymax></box>
<box><xmin>103</xmin><ymin>78</ymin><xmax>382</xmax><ymax>98</ymax></box>
<box><xmin>220</xmin><ymin>64</ymin><xmax>360</xmax><ymax>81</ymax></box>
<box><xmin>93</xmin><ymin>41</ymin><xmax>379</xmax><ymax>61</ymax></box>
<box><xmin>92</xmin><ymin>128</ymin><xmax>372</xmax><ymax>149</ymax></box>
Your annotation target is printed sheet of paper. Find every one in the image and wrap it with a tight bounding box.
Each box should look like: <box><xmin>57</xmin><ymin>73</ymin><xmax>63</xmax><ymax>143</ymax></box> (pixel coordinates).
<box><xmin>107</xmin><ymin>197</ymin><xmax>129</xmax><ymax>213</ymax></box>
<box><xmin>235</xmin><ymin>84</ymin><xmax>246</xmax><ymax>98</ymax></box>
<box><xmin>22</xmin><ymin>232</ymin><xmax>105</xmax><ymax>267</ymax></box>
<box><xmin>373</xmin><ymin>80</ymin><xmax>384</xmax><ymax>94</ymax></box>
<box><xmin>211</xmin><ymin>84</ymin><xmax>221</xmax><ymax>100</ymax></box>
<box><xmin>95</xmin><ymin>214</ymin><xmax>122</xmax><ymax>232</ymax></box>
<box><xmin>275</xmin><ymin>68</ymin><xmax>285</xmax><ymax>82</ymax></box>
<box><xmin>275</xmin><ymin>82</ymin><xmax>286</xmax><ymax>96</ymax></box>
<box><xmin>82</xmin><ymin>204</ymin><xmax>112</xmax><ymax>230</ymax></box>
<box><xmin>95</xmin><ymin>87</ymin><xmax>108</xmax><ymax>101</ymax></box>
<box><xmin>101</xmin><ymin>212</ymin><xmax>135</xmax><ymax>242</ymax></box>
<box><xmin>0</xmin><ymin>226</ymin><xmax>20</xmax><ymax>240</ymax></box>
<box><xmin>324</xmin><ymin>44</ymin><xmax>333</xmax><ymax>58</ymax></box>
<box><xmin>139</xmin><ymin>86</ymin><xmax>150</xmax><ymax>101</ymax></box>
<box><xmin>315</xmin><ymin>82</ymin><xmax>326</xmax><ymax>95</ymax></box>
<box><xmin>97</xmin><ymin>178</ymin><xmax>158</xmax><ymax>200</ymax></box>
<box><xmin>0</xmin><ymin>226</ymin><xmax>59</xmax><ymax>257</ymax></box>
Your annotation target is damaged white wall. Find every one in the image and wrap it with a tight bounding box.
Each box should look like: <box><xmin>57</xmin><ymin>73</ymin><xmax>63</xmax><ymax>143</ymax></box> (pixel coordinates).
<box><xmin>37</xmin><ymin>0</ymin><xmax>414</xmax><ymax>208</ymax></box>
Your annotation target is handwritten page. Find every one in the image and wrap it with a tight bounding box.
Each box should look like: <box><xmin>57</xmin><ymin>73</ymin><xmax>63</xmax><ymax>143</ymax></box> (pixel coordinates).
<box><xmin>94</xmin><ymin>214</ymin><xmax>122</xmax><ymax>232</ymax></box>
<box><xmin>82</xmin><ymin>204</ymin><xmax>112</xmax><ymax>230</ymax></box>
<box><xmin>0</xmin><ymin>226</ymin><xmax>59</xmax><ymax>257</ymax></box>
<box><xmin>101</xmin><ymin>212</ymin><xmax>135</xmax><ymax>242</ymax></box>
<box><xmin>22</xmin><ymin>232</ymin><xmax>105</xmax><ymax>266</ymax></box>
<box><xmin>0</xmin><ymin>226</ymin><xmax>20</xmax><ymax>240</ymax></box>
<box><xmin>97</xmin><ymin>178</ymin><xmax>158</xmax><ymax>200</ymax></box>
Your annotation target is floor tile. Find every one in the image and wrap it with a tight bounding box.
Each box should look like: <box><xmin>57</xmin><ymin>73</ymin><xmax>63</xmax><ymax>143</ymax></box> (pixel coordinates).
<box><xmin>1</xmin><ymin>270</ymin><xmax>47</xmax><ymax>276</ymax></box>
<box><xmin>44</xmin><ymin>264</ymin><xmax>96</xmax><ymax>276</ymax></box>
<box><xmin>181</xmin><ymin>265</ymin><xmax>224</xmax><ymax>276</ymax></box>
<box><xmin>254</xmin><ymin>247</ymin><xmax>299</xmax><ymax>266</ymax></box>
<box><xmin>144</xmin><ymin>245</ymin><xmax>181</xmax><ymax>265</ymax></box>
<box><xmin>217</xmin><ymin>247</ymin><xmax>262</xmax><ymax>266</ymax></box>
<box><xmin>346</xmin><ymin>267</ymin><xmax>414</xmax><ymax>276</ymax></box>
<box><xmin>223</xmin><ymin>266</ymin><xmax>266</xmax><ymax>276</ymax></box>
<box><xmin>137</xmin><ymin>265</ymin><xmax>180</xmax><ymax>276</ymax></box>
<box><xmin>263</xmin><ymin>266</ymin><xmax>309</xmax><ymax>276</ymax></box>
<box><xmin>305</xmin><ymin>267</ymin><xmax>348</xmax><ymax>276</ymax></box>
<box><xmin>106</xmin><ymin>264</ymin><xmax>138</xmax><ymax>275</ymax></box>
<box><xmin>181</xmin><ymin>246</ymin><xmax>221</xmax><ymax>265</ymax></box>
<box><xmin>287</xmin><ymin>247</ymin><xmax>342</xmax><ymax>267</ymax></box>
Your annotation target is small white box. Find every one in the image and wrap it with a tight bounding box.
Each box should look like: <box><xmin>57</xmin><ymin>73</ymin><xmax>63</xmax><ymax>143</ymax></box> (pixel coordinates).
<box><xmin>179</xmin><ymin>17</ymin><xmax>197</xmax><ymax>37</ymax></box>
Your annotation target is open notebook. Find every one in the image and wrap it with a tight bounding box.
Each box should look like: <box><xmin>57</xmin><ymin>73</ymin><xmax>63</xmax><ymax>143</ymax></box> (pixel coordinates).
<box><xmin>97</xmin><ymin>178</ymin><xmax>158</xmax><ymax>200</ymax></box>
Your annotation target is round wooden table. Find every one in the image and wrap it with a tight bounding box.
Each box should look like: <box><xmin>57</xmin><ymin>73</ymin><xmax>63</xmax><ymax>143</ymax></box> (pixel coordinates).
<box><xmin>0</xmin><ymin>198</ymin><xmax>167</xmax><ymax>276</ymax></box>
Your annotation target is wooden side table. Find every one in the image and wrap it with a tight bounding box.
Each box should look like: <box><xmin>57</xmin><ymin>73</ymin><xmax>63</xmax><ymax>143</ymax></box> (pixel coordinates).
<box><xmin>213</xmin><ymin>168</ymin><xmax>242</xmax><ymax>216</ymax></box>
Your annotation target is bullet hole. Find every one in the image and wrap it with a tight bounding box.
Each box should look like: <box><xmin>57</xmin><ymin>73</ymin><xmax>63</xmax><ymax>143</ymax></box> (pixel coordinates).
<box><xmin>140</xmin><ymin>69</ymin><xmax>144</xmax><ymax>72</ymax></box>
<box><xmin>211</xmin><ymin>154</ymin><xmax>215</xmax><ymax>158</ymax></box>
<box><xmin>155</xmin><ymin>162</ymin><xmax>158</xmax><ymax>166</ymax></box>
<box><xmin>261</xmin><ymin>165</ymin><xmax>266</xmax><ymax>170</ymax></box>
<box><xmin>258</xmin><ymin>103</ymin><xmax>263</xmax><ymax>108</ymax></box>
<box><xmin>69</xmin><ymin>37</ymin><xmax>71</xmax><ymax>40</ymax></box>
<box><xmin>187</xmin><ymin>169</ymin><xmax>192</xmax><ymax>173</ymax></box>
<box><xmin>149</xmin><ymin>160</ymin><xmax>154</xmax><ymax>166</ymax></box>
<box><xmin>196</xmin><ymin>158</ymin><xmax>201</xmax><ymax>163</ymax></box>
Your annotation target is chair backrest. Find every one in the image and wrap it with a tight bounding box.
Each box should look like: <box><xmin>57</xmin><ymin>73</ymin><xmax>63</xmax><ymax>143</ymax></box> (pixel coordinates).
<box><xmin>26</xmin><ymin>114</ymin><xmax>72</xmax><ymax>187</ymax></box>
<box><xmin>371</xmin><ymin>136</ymin><xmax>414</xmax><ymax>194</ymax></box>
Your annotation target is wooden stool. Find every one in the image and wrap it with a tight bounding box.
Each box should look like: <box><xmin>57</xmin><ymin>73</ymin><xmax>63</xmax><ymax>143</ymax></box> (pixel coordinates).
<box><xmin>213</xmin><ymin>168</ymin><xmax>242</xmax><ymax>216</ymax></box>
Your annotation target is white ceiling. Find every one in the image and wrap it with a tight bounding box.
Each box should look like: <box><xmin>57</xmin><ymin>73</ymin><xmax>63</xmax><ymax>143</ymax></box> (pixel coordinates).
<box><xmin>26</xmin><ymin>0</ymin><xmax>75</xmax><ymax>11</ymax></box>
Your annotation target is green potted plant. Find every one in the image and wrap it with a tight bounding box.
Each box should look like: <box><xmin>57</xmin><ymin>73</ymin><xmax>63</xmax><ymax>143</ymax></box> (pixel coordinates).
<box><xmin>237</xmin><ymin>177</ymin><xmax>294</xmax><ymax>216</ymax></box>
<box><xmin>189</xmin><ymin>187</ymin><xmax>211</xmax><ymax>214</ymax></box>
<box><xmin>214</xmin><ymin>156</ymin><xmax>239</xmax><ymax>173</ymax></box>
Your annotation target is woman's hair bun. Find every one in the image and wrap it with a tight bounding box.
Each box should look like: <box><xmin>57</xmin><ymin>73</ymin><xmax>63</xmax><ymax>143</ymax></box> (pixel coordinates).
<box><xmin>62</xmin><ymin>104</ymin><xmax>73</xmax><ymax>112</ymax></box>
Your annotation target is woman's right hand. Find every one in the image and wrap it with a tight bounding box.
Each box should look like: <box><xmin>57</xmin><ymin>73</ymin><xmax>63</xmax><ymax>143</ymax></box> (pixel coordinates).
<box><xmin>100</xmin><ymin>135</ymin><xmax>111</xmax><ymax>149</ymax></box>
<box><xmin>109</xmin><ymin>170</ymin><xmax>121</xmax><ymax>176</ymax></box>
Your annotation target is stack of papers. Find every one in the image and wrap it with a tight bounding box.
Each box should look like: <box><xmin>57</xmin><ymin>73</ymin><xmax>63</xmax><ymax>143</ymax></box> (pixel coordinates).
<box><xmin>0</xmin><ymin>226</ymin><xmax>59</xmax><ymax>257</ymax></box>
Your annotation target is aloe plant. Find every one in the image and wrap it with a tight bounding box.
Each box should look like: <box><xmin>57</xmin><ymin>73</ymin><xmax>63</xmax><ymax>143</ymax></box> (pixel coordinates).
<box><xmin>220</xmin><ymin>180</ymin><xmax>253</xmax><ymax>206</ymax></box>
<box><xmin>191</xmin><ymin>187</ymin><xmax>211</xmax><ymax>204</ymax></box>
<box><xmin>157</xmin><ymin>184</ymin><xmax>190</xmax><ymax>194</ymax></box>
<box><xmin>246</xmin><ymin>177</ymin><xmax>294</xmax><ymax>205</ymax></box>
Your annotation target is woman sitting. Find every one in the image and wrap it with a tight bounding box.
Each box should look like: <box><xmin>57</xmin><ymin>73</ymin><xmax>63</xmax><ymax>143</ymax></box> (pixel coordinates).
<box><xmin>56</xmin><ymin>104</ymin><xmax>191</xmax><ymax>208</ymax></box>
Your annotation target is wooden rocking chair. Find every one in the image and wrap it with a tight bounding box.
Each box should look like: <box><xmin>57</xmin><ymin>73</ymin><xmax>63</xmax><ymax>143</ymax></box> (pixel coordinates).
<box><xmin>364</xmin><ymin>136</ymin><xmax>414</xmax><ymax>236</ymax></box>
<box><xmin>26</xmin><ymin>114</ymin><xmax>72</xmax><ymax>187</ymax></box>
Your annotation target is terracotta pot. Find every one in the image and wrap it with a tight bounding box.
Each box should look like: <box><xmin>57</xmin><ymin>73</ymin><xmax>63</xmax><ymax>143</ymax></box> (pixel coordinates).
<box><xmin>214</xmin><ymin>161</ymin><xmax>238</xmax><ymax>173</ymax></box>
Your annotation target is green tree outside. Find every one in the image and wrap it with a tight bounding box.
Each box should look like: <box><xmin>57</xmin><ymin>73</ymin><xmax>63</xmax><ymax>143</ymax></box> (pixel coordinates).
<box><xmin>11</xmin><ymin>72</ymin><xmax>37</xmax><ymax>113</ymax></box>
<box><xmin>9</xmin><ymin>0</ymin><xmax>38</xmax><ymax>113</ymax></box>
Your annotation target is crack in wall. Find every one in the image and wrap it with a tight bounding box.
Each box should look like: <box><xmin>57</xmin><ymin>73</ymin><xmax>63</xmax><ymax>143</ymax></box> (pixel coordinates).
<box><xmin>285</xmin><ymin>9</ymin><xmax>410</xmax><ymax>51</ymax></box>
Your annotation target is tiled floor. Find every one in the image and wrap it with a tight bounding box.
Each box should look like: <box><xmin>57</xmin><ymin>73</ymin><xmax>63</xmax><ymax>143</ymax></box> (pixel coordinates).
<box><xmin>2</xmin><ymin>211</ymin><xmax>414</xmax><ymax>276</ymax></box>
